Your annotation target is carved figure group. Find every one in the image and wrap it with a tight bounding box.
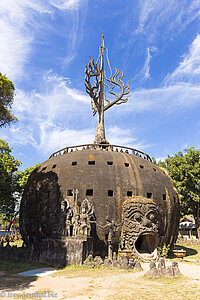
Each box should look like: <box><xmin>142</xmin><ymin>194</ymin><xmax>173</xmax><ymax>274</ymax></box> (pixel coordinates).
<box><xmin>64</xmin><ymin>194</ymin><xmax>95</xmax><ymax>239</ymax></box>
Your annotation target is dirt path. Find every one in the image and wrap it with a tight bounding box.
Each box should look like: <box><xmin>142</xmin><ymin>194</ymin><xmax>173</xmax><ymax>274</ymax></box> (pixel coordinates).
<box><xmin>1</xmin><ymin>262</ymin><xmax>200</xmax><ymax>300</ymax></box>
<box><xmin>177</xmin><ymin>262</ymin><xmax>200</xmax><ymax>279</ymax></box>
<box><xmin>1</xmin><ymin>270</ymin><xmax>146</xmax><ymax>300</ymax></box>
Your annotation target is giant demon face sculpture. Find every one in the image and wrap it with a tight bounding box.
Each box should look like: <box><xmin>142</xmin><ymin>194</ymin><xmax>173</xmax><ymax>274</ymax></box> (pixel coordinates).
<box><xmin>121</xmin><ymin>197</ymin><xmax>163</xmax><ymax>260</ymax></box>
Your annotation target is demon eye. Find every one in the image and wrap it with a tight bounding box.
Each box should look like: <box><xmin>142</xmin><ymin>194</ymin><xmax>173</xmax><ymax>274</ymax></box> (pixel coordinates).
<box><xmin>133</xmin><ymin>213</ymin><xmax>142</xmax><ymax>223</ymax></box>
<box><xmin>147</xmin><ymin>213</ymin><xmax>157</xmax><ymax>222</ymax></box>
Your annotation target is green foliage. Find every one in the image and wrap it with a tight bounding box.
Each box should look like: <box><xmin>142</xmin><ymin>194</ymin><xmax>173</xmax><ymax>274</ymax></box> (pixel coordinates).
<box><xmin>157</xmin><ymin>147</ymin><xmax>200</xmax><ymax>234</ymax></box>
<box><xmin>16</xmin><ymin>165</ymin><xmax>39</xmax><ymax>192</ymax></box>
<box><xmin>0</xmin><ymin>73</ymin><xmax>17</xmax><ymax>127</ymax></box>
<box><xmin>158</xmin><ymin>243</ymin><xmax>170</xmax><ymax>258</ymax></box>
<box><xmin>0</xmin><ymin>139</ymin><xmax>39</xmax><ymax>223</ymax></box>
<box><xmin>0</xmin><ymin>139</ymin><xmax>21</xmax><ymax>221</ymax></box>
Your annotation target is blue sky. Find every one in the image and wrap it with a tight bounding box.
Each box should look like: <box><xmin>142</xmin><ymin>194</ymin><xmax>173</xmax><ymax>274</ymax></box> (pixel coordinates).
<box><xmin>1</xmin><ymin>0</ymin><xmax>200</xmax><ymax>169</ymax></box>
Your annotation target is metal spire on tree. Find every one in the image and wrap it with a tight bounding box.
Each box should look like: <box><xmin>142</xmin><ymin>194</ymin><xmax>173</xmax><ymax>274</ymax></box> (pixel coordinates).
<box><xmin>84</xmin><ymin>34</ymin><xmax>130</xmax><ymax>144</ymax></box>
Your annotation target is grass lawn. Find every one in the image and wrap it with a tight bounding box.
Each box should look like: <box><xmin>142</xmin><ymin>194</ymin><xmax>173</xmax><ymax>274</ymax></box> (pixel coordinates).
<box><xmin>0</xmin><ymin>259</ymin><xmax>49</xmax><ymax>275</ymax></box>
<box><xmin>0</xmin><ymin>259</ymin><xmax>51</xmax><ymax>292</ymax></box>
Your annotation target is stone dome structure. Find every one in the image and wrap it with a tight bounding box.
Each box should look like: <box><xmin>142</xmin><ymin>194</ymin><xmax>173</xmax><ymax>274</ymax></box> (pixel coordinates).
<box><xmin>19</xmin><ymin>36</ymin><xmax>180</xmax><ymax>266</ymax></box>
<box><xmin>20</xmin><ymin>143</ymin><xmax>179</xmax><ymax>265</ymax></box>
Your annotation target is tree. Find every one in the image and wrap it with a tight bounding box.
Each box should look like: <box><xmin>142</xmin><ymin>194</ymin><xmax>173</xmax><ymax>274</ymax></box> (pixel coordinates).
<box><xmin>6</xmin><ymin>165</ymin><xmax>40</xmax><ymax>229</ymax></box>
<box><xmin>0</xmin><ymin>73</ymin><xmax>17</xmax><ymax>127</ymax></box>
<box><xmin>85</xmin><ymin>35</ymin><xmax>129</xmax><ymax>144</ymax></box>
<box><xmin>0</xmin><ymin>139</ymin><xmax>39</xmax><ymax>228</ymax></box>
<box><xmin>0</xmin><ymin>139</ymin><xmax>21</xmax><ymax>223</ymax></box>
<box><xmin>158</xmin><ymin>147</ymin><xmax>200</xmax><ymax>238</ymax></box>
<box><xmin>16</xmin><ymin>164</ymin><xmax>39</xmax><ymax>196</ymax></box>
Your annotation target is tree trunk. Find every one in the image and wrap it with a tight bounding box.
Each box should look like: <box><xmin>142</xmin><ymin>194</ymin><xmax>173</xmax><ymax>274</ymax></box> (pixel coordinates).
<box><xmin>197</xmin><ymin>202</ymin><xmax>200</xmax><ymax>239</ymax></box>
<box><xmin>94</xmin><ymin>110</ymin><xmax>107</xmax><ymax>144</ymax></box>
<box><xmin>8</xmin><ymin>220</ymin><xmax>12</xmax><ymax>231</ymax></box>
<box><xmin>194</xmin><ymin>202</ymin><xmax>200</xmax><ymax>239</ymax></box>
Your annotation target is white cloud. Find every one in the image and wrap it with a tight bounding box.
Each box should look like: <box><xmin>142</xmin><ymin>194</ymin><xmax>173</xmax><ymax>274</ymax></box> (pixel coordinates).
<box><xmin>39</xmin><ymin>126</ymin><xmax>94</xmax><ymax>154</ymax></box>
<box><xmin>3</xmin><ymin>72</ymin><xmax>91</xmax><ymax>154</ymax></box>
<box><xmin>106</xmin><ymin>126</ymin><xmax>152</xmax><ymax>151</ymax></box>
<box><xmin>0</xmin><ymin>2</ymin><xmax>31</xmax><ymax>81</ymax></box>
<box><xmin>107</xmin><ymin>126</ymin><xmax>137</xmax><ymax>146</ymax></box>
<box><xmin>3</xmin><ymin>70</ymin><xmax>152</xmax><ymax>156</ymax></box>
<box><xmin>0</xmin><ymin>0</ymin><xmax>87</xmax><ymax>81</ymax></box>
<box><xmin>62</xmin><ymin>2</ymin><xmax>87</xmax><ymax>65</ymax></box>
<box><xmin>137</xmin><ymin>47</ymin><xmax>157</xmax><ymax>82</ymax></box>
<box><xmin>128</xmin><ymin>35</ymin><xmax>200</xmax><ymax>114</ymax></box>
<box><xmin>129</xmin><ymin>83</ymin><xmax>200</xmax><ymax>114</ymax></box>
<box><xmin>0</xmin><ymin>0</ymin><xmax>52</xmax><ymax>81</ymax></box>
<box><xmin>164</xmin><ymin>34</ymin><xmax>200</xmax><ymax>85</ymax></box>
<box><xmin>13</xmin><ymin>71</ymin><xmax>90</xmax><ymax>124</ymax></box>
<box><xmin>155</xmin><ymin>157</ymin><xmax>166</xmax><ymax>163</ymax></box>
<box><xmin>50</xmin><ymin>0</ymin><xmax>84</xmax><ymax>10</ymax></box>
<box><xmin>142</xmin><ymin>48</ymin><xmax>151</xmax><ymax>80</ymax></box>
<box><xmin>136</xmin><ymin>0</ymin><xmax>200</xmax><ymax>42</ymax></box>
<box><xmin>10</xmin><ymin>126</ymin><xmax>38</xmax><ymax>148</ymax></box>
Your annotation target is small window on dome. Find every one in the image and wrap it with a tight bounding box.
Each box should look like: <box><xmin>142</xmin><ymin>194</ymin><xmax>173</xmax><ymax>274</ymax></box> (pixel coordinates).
<box><xmin>67</xmin><ymin>190</ymin><xmax>73</xmax><ymax>196</ymax></box>
<box><xmin>107</xmin><ymin>161</ymin><xmax>113</xmax><ymax>165</ymax></box>
<box><xmin>139</xmin><ymin>165</ymin><xmax>144</xmax><ymax>169</ymax></box>
<box><xmin>52</xmin><ymin>164</ymin><xmax>56</xmax><ymax>169</ymax></box>
<box><xmin>88</xmin><ymin>161</ymin><xmax>95</xmax><ymax>165</ymax></box>
<box><xmin>163</xmin><ymin>194</ymin><xmax>166</xmax><ymax>200</ymax></box>
<box><xmin>147</xmin><ymin>193</ymin><xmax>152</xmax><ymax>199</ymax></box>
<box><xmin>86</xmin><ymin>189</ymin><xmax>93</xmax><ymax>196</ymax></box>
<box><xmin>124</xmin><ymin>163</ymin><xmax>129</xmax><ymax>167</ymax></box>
<box><xmin>42</xmin><ymin>166</ymin><xmax>47</xmax><ymax>171</ymax></box>
<box><xmin>153</xmin><ymin>168</ymin><xmax>157</xmax><ymax>172</ymax></box>
<box><xmin>127</xmin><ymin>191</ymin><xmax>133</xmax><ymax>197</ymax></box>
<box><xmin>72</xmin><ymin>161</ymin><xmax>77</xmax><ymax>166</ymax></box>
<box><xmin>108</xmin><ymin>190</ymin><xmax>113</xmax><ymax>197</ymax></box>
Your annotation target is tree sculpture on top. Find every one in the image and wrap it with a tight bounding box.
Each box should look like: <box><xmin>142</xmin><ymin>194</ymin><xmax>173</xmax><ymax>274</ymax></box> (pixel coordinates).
<box><xmin>85</xmin><ymin>35</ymin><xmax>129</xmax><ymax>144</ymax></box>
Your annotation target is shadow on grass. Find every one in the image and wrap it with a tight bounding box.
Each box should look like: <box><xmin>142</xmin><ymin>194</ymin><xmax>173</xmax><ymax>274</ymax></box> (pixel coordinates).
<box><xmin>168</xmin><ymin>245</ymin><xmax>198</xmax><ymax>259</ymax></box>
<box><xmin>0</xmin><ymin>275</ymin><xmax>38</xmax><ymax>291</ymax></box>
<box><xmin>0</xmin><ymin>259</ymin><xmax>50</xmax><ymax>292</ymax></box>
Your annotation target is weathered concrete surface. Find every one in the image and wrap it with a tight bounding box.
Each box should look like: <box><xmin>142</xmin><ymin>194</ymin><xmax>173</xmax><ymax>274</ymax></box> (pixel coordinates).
<box><xmin>19</xmin><ymin>146</ymin><xmax>180</xmax><ymax>266</ymax></box>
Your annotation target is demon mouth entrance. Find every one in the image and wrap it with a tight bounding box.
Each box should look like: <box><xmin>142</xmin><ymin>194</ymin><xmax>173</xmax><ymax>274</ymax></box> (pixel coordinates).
<box><xmin>135</xmin><ymin>233</ymin><xmax>158</xmax><ymax>261</ymax></box>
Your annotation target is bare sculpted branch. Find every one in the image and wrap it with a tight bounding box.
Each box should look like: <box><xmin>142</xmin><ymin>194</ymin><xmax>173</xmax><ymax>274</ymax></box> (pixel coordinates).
<box><xmin>84</xmin><ymin>35</ymin><xmax>130</xmax><ymax>144</ymax></box>
<box><xmin>84</xmin><ymin>57</ymin><xmax>100</xmax><ymax>116</ymax></box>
<box><xmin>104</xmin><ymin>67</ymin><xmax>129</xmax><ymax>111</ymax></box>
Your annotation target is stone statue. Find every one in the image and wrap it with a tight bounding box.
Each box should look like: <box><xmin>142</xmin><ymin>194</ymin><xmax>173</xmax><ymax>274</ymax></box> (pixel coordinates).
<box><xmin>72</xmin><ymin>213</ymin><xmax>80</xmax><ymax>237</ymax></box>
<box><xmin>121</xmin><ymin>197</ymin><xmax>163</xmax><ymax>260</ymax></box>
<box><xmin>79</xmin><ymin>198</ymin><xmax>95</xmax><ymax>237</ymax></box>
<box><xmin>98</xmin><ymin>217</ymin><xmax>122</xmax><ymax>260</ymax></box>
<box><xmin>65</xmin><ymin>207</ymin><xmax>73</xmax><ymax>237</ymax></box>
